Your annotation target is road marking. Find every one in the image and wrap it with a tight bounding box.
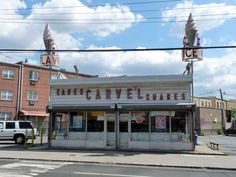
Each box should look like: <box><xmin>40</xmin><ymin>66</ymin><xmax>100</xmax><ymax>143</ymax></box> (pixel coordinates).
<box><xmin>182</xmin><ymin>154</ymin><xmax>215</xmax><ymax>158</ymax></box>
<box><xmin>74</xmin><ymin>172</ymin><xmax>152</xmax><ymax>177</ymax></box>
<box><xmin>0</xmin><ymin>160</ymin><xmax>72</xmax><ymax>177</ymax></box>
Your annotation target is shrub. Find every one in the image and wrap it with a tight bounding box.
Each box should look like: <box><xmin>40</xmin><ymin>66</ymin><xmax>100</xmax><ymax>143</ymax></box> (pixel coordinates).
<box><xmin>217</xmin><ymin>129</ymin><xmax>223</xmax><ymax>135</ymax></box>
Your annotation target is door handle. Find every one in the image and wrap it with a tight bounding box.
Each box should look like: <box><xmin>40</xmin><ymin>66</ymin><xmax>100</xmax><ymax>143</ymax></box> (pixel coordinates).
<box><xmin>0</xmin><ymin>130</ymin><xmax>3</xmax><ymax>132</ymax></box>
<box><xmin>13</xmin><ymin>130</ymin><xmax>16</xmax><ymax>132</ymax></box>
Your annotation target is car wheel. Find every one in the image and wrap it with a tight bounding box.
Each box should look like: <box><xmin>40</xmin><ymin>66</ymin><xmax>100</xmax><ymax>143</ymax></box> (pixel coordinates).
<box><xmin>14</xmin><ymin>135</ymin><xmax>25</xmax><ymax>144</ymax></box>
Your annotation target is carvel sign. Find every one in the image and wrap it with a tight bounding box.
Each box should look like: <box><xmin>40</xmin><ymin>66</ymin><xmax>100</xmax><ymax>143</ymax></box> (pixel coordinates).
<box><xmin>55</xmin><ymin>87</ymin><xmax>187</xmax><ymax>102</ymax></box>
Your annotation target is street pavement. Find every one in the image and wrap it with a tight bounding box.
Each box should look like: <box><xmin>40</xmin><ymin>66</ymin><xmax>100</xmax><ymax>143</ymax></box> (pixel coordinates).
<box><xmin>199</xmin><ymin>135</ymin><xmax>236</xmax><ymax>155</ymax></box>
<box><xmin>0</xmin><ymin>136</ymin><xmax>235</xmax><ymax>171</ymax></box>
<box><xmin>0</xmin><ymin>159</ymin><xmax>235</xmax><ymax>177</ymax></box>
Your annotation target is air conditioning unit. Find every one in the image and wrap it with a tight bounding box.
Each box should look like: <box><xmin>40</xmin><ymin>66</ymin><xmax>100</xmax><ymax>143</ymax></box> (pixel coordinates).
<box><xmin>30</xmin><ymin>80</ymin><xmax>36</xmax><ymax>86</ymax></box>
<box><xmin>29</xmin><ymin>101</ymin><xmax>35</xmax><ymax>106</ymax></box>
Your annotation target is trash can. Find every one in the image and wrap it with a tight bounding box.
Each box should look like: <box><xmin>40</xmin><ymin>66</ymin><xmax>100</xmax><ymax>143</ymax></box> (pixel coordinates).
<box><xmin>194</xmin><ymin>131</ymin><xmax>198</xmax><ymax>145</ymax></box>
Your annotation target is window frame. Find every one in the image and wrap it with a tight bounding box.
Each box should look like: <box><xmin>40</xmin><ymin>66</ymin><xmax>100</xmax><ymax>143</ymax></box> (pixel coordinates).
<box><xmin>27</xmin><ymin>91</ymin><xmax>38</xmax><ymax>101</ymax></box>
<box><xmin>0</xmin><ymin>112</ymin><xmax>12</xmax><ymax>121</ymax></box>
<box><xmin>0</xmin><ymin>90</ymin><xmax>13</xmax><ymax>101</ymax></box>
<box><xmin>29</xmin><ymin>71</ymin><xmax>40</xmax><ymax>81</ymax></box>
<box><xmin>2</xmin><ymin>69</ymin><xmax>14</xmax><ymax>79</ymax></box>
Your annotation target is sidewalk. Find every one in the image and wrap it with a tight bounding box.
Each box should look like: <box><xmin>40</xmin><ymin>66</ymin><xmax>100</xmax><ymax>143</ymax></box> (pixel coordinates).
<box><xmin>0</xmin><ymin>140</ymin><xmax>235</xmax><ymax>170</ymax></box>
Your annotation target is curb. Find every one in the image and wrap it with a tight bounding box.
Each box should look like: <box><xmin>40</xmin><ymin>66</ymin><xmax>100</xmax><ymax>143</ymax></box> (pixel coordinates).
<box><xmin>0</xmin><ymin>157</ymin><xmax>235</xmax><ymax>171</ymax></box>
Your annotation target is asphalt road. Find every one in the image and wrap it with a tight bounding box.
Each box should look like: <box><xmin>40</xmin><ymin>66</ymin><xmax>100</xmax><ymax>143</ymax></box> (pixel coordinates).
<box><xmin>0</xmin><ymin>159</ymin><xmax>235</xmax><ymax>177</ymax></box>
<box><xmin>199</xmin><ymin>135</ymin><xmax>236</xmax><ymax>155</ymax></box>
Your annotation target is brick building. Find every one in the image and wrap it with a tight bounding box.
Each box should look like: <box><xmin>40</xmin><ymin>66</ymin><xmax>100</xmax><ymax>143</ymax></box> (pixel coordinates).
<box><xmin>194</xmin><ymin>97</ymin><xmax>236</xmax><ymax>135</ymax></box>
<box><xmin>0</xmin><ymin>61</ymin><xmax>94</xmax><ymax>131</ymax></box>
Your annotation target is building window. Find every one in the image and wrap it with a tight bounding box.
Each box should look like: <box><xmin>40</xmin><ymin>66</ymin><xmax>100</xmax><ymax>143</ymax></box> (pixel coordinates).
<box><xmin>87</xmin><ymin>111</ymin><xmax>104</xmax><ymax>132</ymax></box>
<box><xmin>131</xmin><ymin>112</ymin><xmax>149</xmax><ymax>132</ymax></box>
<box><xmin>151</xmin><ymin>114</ymin><xmax>169</xmax><ymax>132</ymax></box>
<box><xmin>69</xmin><ymin>112</ymin><xmax>85</xmax><ymax>132</ymax></box>
<box><xmin>201</xmin><ymin>101</ymin><xmax>204</xmax><ymax>107</ymax></box>
<box><xmin>29</xmin><ymin>71</ymin><xmax>39</xmax><ymax>81</ymax></box>
<box><xmin>217</xmin><ymin>102</ymin><xmax>219</xmax><ymax>108</ymax></box>
<box><xmin>51</xmin><ymin>74</ymin><xmax>58</xmax><ymax>80</ymax></box>
<box><xmin>27</xmin><ymin>91</ymin><xmax>38</xmax><ymax>101</ymax></box>
<box><xmin>2</xmin><ymin>69</ymin><xmax>14</xmax><ymax>79</ymax></box>
<box><xmin>0</xmin><ymin>112</ymin><xmax>12</xmax><ymax>121</ymax></box>
<box><xmin>0</xmin><ymin>90</ymin><xmax>13</xmax><ymax>100</ymax></box>
<box><xmin>171</xmin><ymin>112</ymin><xmax>186</xmax><ymax>133</ymax></box>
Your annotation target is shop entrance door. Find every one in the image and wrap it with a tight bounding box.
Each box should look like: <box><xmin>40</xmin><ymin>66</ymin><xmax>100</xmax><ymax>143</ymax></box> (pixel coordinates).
<box><xmin>106</xmin><ymin>113</ymin><xmax>116</xmax><ymax>148</ymax></box>
<box><xmin>119</xmin><ymin>113</ymin><xmax>129</xmax><ymax>149</ymax></box>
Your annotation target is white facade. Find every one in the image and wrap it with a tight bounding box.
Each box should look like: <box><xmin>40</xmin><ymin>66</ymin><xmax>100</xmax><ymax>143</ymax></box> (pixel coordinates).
<box><xmin>49</xmin><ymin>75</ymin><xmax>194</xmax><ymax>151</ymax></box>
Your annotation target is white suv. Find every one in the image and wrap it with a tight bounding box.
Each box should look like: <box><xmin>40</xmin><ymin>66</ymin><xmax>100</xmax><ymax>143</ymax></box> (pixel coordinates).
<box><xmin>0</xmin><ymin>121</ymin><xmax>37</xmax><ymax>144</ymax></box>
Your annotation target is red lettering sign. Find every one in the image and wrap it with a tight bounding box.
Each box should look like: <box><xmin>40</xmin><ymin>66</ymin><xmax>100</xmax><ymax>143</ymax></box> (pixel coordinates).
<box><xmin>62</xmin><ymin>89</ymin><xmax>65</xmax><ymax>96</ymax></box>
<box><xmin>86</xmin><ymin>89</ymin><xmax>91</xmax><ymax>100</ymax></box>
<box><xmin>174</xmin><ymin>93</ymin><xmax>178</xmax><ymax>100</ymax></box>
<box><xmin>74</xmin><ymin>89</ymin><xmax>77</xmax><ymax>95</ymax></box>
<box><xmin>182</xmin><ymin>93</ymin><xmax>185</xmax><ymax>100</ymax></box>
<box><xmin>146</xmin><ymin>94</ymin><xmax>150</xmax><ymax>100</ymax></box>
<box><xmin>106</xmin><ymin>89</ymin><xmax>111</xmax><ymax>99</ymax></box>
<box><xmin>160</xmin><ymin>94</ymin><xmax>163</xmax><ymax>100</ymax></box>
<box><xmin>167</xmin><ymin>93</ymin><xmax>170</xmax><ymax>100</ymax></box>
<box><xmin>116</xmin><ymin>89</ymin><xmax>121</xmax><ymax>99</ymax></box>
<box><xmin>137</xmin><ymin>88</ymin><xmax>143</xmax><ymax>99</ymax></box>
<box><xmin>80</xmin><ymin>89</ymin><xmax>83</xmax><ymax>95</ymax></box>
<box><xmin>127</xmin><ymin>88</ymin><xmax>132</xmax><ymax>99</ymax></box>
<box><xmin>96</xmin><ymin>89</ymin><xmax>101</xmax><ymax>100</ymax></box>
<box><xmin>57</xmin><ymin>89</ymin><xmax>60</xmax><ymax>96</ymax></box>
<box><xmin>67</xmin><ymin>89</ymin><xmax>71</xmax><ymax>95</ymax></box>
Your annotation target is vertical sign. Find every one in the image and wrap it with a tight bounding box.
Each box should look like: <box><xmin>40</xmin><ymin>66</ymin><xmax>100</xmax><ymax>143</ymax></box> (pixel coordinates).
<box><xmin>73</xmin><ymin>116</ymin><xmax>83</xmax><ymax>128</ymax></box>
<box><xmin>155</xmin><ymin>115</ymin><xmax>166</xmax><ymax>129</ymax></box>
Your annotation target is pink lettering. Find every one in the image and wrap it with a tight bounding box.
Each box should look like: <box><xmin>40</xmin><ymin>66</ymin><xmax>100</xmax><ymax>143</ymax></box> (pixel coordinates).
<box><xmin>137</xmin><ymin>88</ymin><xmax>143</xmax><ymax>99</ymax></box>
<box><xmin>96</xmin><ymin>89</ymin><xmax>101</xmax><ymax>100</ymax></box>
<box><xmin>106</xmin><ymin>89</ymin><xmax>111</xmax><ymax>99</ymax></box>
<box><xmin>127</xmin><ymin>88</ymin><xmax>132</xmax><ymax>99</ymax></box>
<box><xmin>116</xmin><ymin>89</ymin><xmax>121</xmax><ymax>99</ymax></box>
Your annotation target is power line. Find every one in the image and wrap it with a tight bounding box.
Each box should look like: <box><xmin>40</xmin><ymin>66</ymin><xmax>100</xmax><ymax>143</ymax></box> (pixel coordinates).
<box><xmin>0</xmin><ymin>3</ymin><xmax>235</xmax><ymax>16</ymax></box>
<box><xmin>0</xmin><ymin>13</ymin><xmax>236</xmax><ymax>21</ymax></box>
<box><xmin>0</xmin><ymin>45</ymin><xmax>235</xmax><ymax>53</ymax></box>
<box><xmin>0</xmin><ymin>0</ymin><xmax>181</xmax><ymax>11</ymax></box>
<box><xmin>0</xmin><ymin>17</ymin><xmax>235</xmax><ymax>24</ymax></box>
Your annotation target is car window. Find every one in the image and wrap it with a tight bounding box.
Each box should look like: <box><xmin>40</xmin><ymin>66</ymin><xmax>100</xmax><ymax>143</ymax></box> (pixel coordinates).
<box><xmin>0</xmin><ymin>122</ymin><xmax>3</xmax><ymax>129</ymax></box>
<box><xmin>19</xmin><ymin>122</ymin><xmax>32</xmax><ymax>129</ymax></box>
<box><xmin>6</xmin><ymin>122</ymin><xmax>15</xmax><ymax>129</ymax></box>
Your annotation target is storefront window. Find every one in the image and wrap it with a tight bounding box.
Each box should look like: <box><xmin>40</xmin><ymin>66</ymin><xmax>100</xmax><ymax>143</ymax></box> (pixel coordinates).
<box><xmin>131</xmin><ymin>112</ymin><xmax>149</xmax><ymax>132</ymax></box>
<box><xmin>151</xmin><ymin>114</ymin><xmax>169</xmax><ymax>132</ymax></box>
<box><xmin>107</xmin><ymin>113</ymin><xmax>115</xmax><ymax>132</ymax></box>
<box><xmin>69</xmin><ymin>112</ymin><xmax>85</xmax><ymax>132</ymax></box>
<box><xmin>87</xmin><ymin>111</ymin><xmax>104</xmax><ymax>132</ymax></box>
<box><xmin>171</xmin><ymin>112</ymin><xmax>186</xmax><ymax>133</ymax></box>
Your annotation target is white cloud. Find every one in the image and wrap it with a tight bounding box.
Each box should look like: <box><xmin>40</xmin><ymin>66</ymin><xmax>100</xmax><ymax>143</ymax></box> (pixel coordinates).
<box><xmin>27</xmin><ymin>0</ymin><xmax>144</xmax><ymax>37</ymax></box>
<box><xmin>162</xmin><ymin>1</ymin><xmax>236</xmax><ymax>37</ymax></box>
<box><xmin>194</xmin><ymin>45</ymin><xmax>236</xmax><ymax>96</ymax></box>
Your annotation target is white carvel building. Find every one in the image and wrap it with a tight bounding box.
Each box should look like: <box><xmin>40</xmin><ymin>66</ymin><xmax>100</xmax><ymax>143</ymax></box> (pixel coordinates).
<box><xmin>48</xmin><ymin>75</ymin><xmax>195</xmax><ymax>151</ymax></box>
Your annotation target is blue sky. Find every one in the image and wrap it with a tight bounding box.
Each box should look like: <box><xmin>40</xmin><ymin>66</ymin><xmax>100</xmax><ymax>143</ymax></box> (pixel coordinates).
<box><xmin>0</xmin><ymin>0</ymin><xmax>236</xmax><ymax>99</ymax></box>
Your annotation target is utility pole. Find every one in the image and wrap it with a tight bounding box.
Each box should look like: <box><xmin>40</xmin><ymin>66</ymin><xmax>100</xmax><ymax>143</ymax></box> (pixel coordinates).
<box><xmin>219</xmin><ymin>89</ymin><xmax>225</xmax><ymax>131</ymax></box>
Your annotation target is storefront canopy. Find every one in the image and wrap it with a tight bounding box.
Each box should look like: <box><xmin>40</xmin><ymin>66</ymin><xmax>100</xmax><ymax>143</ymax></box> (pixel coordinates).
<box><xmin>19</xmin><ymin>110</ymin><xmax>49</xmax><ymax>117</ymax></box>
<box><xmin>49</xmin><ymin>103</ymin><xmax>195</xmax><ymax>112</ymax></box>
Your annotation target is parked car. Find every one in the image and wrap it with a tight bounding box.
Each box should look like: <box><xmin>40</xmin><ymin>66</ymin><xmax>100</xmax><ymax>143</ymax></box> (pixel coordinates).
<box><xmin>0</xmin><ymin>121</ymin><xmax>37</xmax><ymax>144</ymax></box>
<box><xmin>225</xmin><ymin>119</ymin><xmax>236</xmax><ymax>136</ymax></box>
<box><xmin>225</xmin><ymin>127</ymin><xmax>236</xmax><ymax>136</ymax></box>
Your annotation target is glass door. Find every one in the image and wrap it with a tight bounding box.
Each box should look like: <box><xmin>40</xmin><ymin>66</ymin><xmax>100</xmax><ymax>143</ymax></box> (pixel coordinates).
<box><xmin>106</xmin><ymin>113</ymin><xmax>115</xmax><ymax>148</ymax></box>
<box><xmin>119</xmin><ymin>113</ymin><xmax>129</xmax><ymax>149</ymax></box>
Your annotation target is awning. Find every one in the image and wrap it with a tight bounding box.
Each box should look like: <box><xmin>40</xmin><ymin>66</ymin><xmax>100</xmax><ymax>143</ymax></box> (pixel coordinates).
<box><xmin>49</xmin><ymin>103</ymin><xmax>195</xmax><ymax>112</ymax></box>
<box><xmin>19</xmin><ymin>110</ymin><xmax>49</xmax><ymax>117</ymax></box>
